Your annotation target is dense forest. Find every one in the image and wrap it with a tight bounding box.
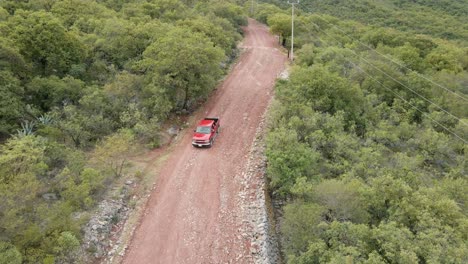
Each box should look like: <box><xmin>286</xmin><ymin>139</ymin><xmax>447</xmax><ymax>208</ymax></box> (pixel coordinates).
<box><xmin>264</xmin><ymin>0</ymin><xmax>468</xmax><ymax>43</ymax></box>
<box><xmin>1</xmin><ymin>0</ymin><xmax>467</xmax><ymax>263</ymax></box>
<box><xmin>258</xmin><ymin>0</ymin><xmax>467</xmax><ymax>263</ymax></box>
<box><xmin>0</xmin><ymin>0</ymin><xmax>247</xmax><ymax>262</ymax></box>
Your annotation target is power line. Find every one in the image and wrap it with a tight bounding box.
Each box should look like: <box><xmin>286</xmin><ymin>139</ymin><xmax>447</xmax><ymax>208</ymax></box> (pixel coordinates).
<box><xmin>305</xmin><ymin>18</ymin><xmax>468</xmax><ymax>127</ymax></box>
<box><xmin>311</xmin><ymin>34</ymin><xmax>468</xmax><ymax>144</ymax></box>
<box><xmin>353</xmin><ymin>62</ymin><xmax>467</xmax><ymax>144</ymax></box>
<box><xmin>359</xmin><ymin>63</ymin><xmax>467</xmax><ymax>144</ymax></box>
<box><xmin>250</xmin><ymin>0</ymin><xmax>256</xmax><ymax>16</ymax></box>
<box><xmin>280</xmin><ymin>3</ymin><xmax>468</xmax><ymax>143</ymax></box>
<box><xmin>288</xmin><ymin>0</ymin><xmax>300</xmax><ymax>61</ymax></box>
<box><xmin>296</xmin><ymin>2</ymin><xmax>468</xmax><ymax>103</ymax></box>
<box><xmin>327</xmin><ymin>23</ymin><xmax>468</xmax><ymax>103</ymax></box>
<box><xmin>358</xmin><ymin>54</ymin><xmax>468</xmax><ymax>127</ymax></box>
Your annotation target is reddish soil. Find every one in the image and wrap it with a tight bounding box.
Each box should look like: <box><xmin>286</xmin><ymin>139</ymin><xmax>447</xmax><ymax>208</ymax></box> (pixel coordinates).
<box><xmin>122</xmin><ymin>19</ymin><xmax>287</xmax><ymax>264</ymax></box>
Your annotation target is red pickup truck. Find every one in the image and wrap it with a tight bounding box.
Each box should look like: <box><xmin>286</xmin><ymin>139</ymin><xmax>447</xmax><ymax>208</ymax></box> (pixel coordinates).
<box><xmin>192</xmin><ymin>117</ymin><xmax>220</xmax><ymax>147</ymax></box>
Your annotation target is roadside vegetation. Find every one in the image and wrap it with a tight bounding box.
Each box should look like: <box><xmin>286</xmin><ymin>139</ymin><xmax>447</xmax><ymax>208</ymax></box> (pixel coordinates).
<box><xmin>258</xmin><ymin>1</ymin><xmax>467</xmax><ymax>263</ymax></box>
<box><xmin>0</xmin><ymin>0</ymin><xmax>247</xmax><ymax>262</ymax></box>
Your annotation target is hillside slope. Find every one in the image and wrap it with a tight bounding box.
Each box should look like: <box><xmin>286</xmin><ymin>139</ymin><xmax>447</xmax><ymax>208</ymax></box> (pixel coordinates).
<box><xmin>256</xmin><ymin>1</ymin><xmax>468</xmax><ymax>263</ymax></box>
<box><xmin>268</xmin><ymin>0</ymin><xmax>468</xmax><ymax>42</ymax></box>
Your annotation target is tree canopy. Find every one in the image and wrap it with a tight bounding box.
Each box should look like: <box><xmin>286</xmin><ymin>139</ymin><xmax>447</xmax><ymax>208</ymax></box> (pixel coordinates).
<box><xmin>0</xmin><ymin>0</ymin><xmax>247</xmax><ymax>262</ymax></box>
<box><xmin>258</xmin><ymin>1</ymin><xmax>468</xmax><ymax>263</ymax></box>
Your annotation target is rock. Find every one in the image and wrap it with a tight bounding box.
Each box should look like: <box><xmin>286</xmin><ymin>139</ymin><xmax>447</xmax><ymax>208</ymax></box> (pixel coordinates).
<box><xmin>251</xmin><ymin>246</ymin><xmax>259</xmax><ymax>255</ymax></box>
<box><xmin>167</xmin><ymin>126</ymin><xmax>179</xmax><ymax>136</ymax></box>
<box><xmin>42</xmin><ymin>193</ymin><xmax>58</xmax><ymax>201</ymax></box>
<box><xmin>125</xmin><ymin>180</ymin><xmax>133</xmax><ymax>185</ymax></box>
<box><xmin>71</xmin><ymin>211</ymin><xmax>83</xmax><ymax>220</ymax></box>
<box><xmin>279</xmin><ymin>69</ymin><xmax>290</xmax><ymax>80</ymax></box>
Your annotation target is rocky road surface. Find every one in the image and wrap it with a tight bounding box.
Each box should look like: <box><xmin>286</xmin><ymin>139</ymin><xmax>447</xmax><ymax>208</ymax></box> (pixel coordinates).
<box><xmin>122</xmin><ymin>19</ymin><xmax>287</xmax><ymax>264</ymax></box>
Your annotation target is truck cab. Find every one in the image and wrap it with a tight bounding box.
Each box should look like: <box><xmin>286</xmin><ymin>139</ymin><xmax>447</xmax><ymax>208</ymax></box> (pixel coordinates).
<box><xmin>192</xmin><ymin>117</ymin><xmax>220</xmax><ymax>147</ymax></box>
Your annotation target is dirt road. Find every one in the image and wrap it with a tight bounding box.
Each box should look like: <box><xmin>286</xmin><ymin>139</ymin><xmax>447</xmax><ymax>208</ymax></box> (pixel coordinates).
<box><xmin>122</xmin><ymin>19</ymin><xmax>287</xmax><ymax>264</ymax></box>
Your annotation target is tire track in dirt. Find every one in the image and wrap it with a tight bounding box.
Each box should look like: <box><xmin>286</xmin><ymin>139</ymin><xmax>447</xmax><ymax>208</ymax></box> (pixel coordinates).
<box><xmin>122</xmin><ymin>19</ymin><xmax>287</xmax><ymax>264</ymax></box>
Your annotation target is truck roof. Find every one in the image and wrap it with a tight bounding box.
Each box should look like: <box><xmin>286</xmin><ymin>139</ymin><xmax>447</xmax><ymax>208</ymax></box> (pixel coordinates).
<box><xmin>198</xmin><ymin>119</ymin><xmax>214</xmax><ymax>126</ymax></box>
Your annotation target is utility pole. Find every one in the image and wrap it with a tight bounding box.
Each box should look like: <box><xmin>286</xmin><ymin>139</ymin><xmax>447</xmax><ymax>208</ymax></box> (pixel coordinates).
<box><xmin>288</xmin><ymin>0</ymin><xmax>299</xmax><ymax>61</ymax></box>
<box><xmin>250</xmin><ymin>0</ymin><xmax>256</xmax><ymax>16</ymax></box>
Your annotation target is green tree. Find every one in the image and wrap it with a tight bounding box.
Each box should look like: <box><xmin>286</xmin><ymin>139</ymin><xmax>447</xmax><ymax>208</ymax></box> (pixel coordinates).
<box><xmin>0</xmin><ymin>71</ymin><xmax>24</xmax><ymax>138</ymax></box>
<box><xmin>197</xmin><ymin>1</ymin><xmax>247</xmax><ymax>28</ymax></box>
<box><xmin>425</xmin><ymin>42</ymin><xmax>464</xmax><ymax>73</ymax></box>
<box><xmin>138</xmin><ymin>0</ymin><xmax>188</xmax><ymax>21</ymax></box>
<box><xmin>289</xmin><ymin>221</ymin><xmax>373</xmax><ymax>263</ymax></box>
<box><xmin>281</xmin><ymin>201</ymin><xmax>324</xmax><ymax>254</ymax></box>
<box><xmin>178</xmin><ymin>15</ymin><xmax>238</xmax><ymax>57</ymax></box>
<box><xmin>313</xmin><ymin>180</ymin><xmax>368</xmax><ymax>223</ymax></box>
<box><xmin>0</xmin><ymin>7</ymin><xmax>8</xmax><ymax>21</ymax></box>
<box><xmin>93</xmin><ymin>18</ymin><xmax>167</xmax><ymax>68</ymax></box>
<box><xmin>0</xmin><ymin>135</ymin><xmax>46</xmax><ymax>182</ymax></box>
<box><xmin>26</xmin><ymin>75</ymin><xmax>85</xmax><ymax>111</ymax></box>
<box><xmin>56</xmin><ymin>99</ymin><xmax>116</xmax><ymax>147</ymax></box>
<box><xmin>7</xmin><ymin>10</ymin><xmax>85</xmax><ymax>76</ymax></box>
<box><xmin>0</xmin><ymin>136</ymin><xmax>45</xmax><ymax>248</ymax></box>
<box><xmin>53</xmin><ymin>232</ymin><xmax>80</xmax><ymax>263</ymax></box>
<box><xmin>266</xmin><ymin>128</ymin><xmax>320</xmax><ymax>195</ymax></box>
<box><xmin>392</xmin><ymin>43</ymin><xmax>425</xmax><ymax>72</ymax></box>
<box><xmin>58</xmin><ymin>167</ymin><xmax>94</xmax><ymax>209</ymax></box>
<box><xmin>92</xmin><ymin>129</ymin><xmax>136</xmax><ymax>178</ymax></box>
<box><xmin>103</xmin><ymin>72</ymin><xmax>144</xmax><ymax>124</ymax></box>
<box><xmin>254</xmin><ymin>3</ymin><xmax>285</xmax><ymax>24</ymax></box>
<box><xmin>362</xmin><ymin>28</ymin><xmax>405</xmax><ymax>48</ymax></box>
<box><xmin>267</xmin><ymin>13</ymin><xmax>291</xmax><ymax>46</ymax></box>
<box><xmin>372</xmin><ymin>222</ymin><xmax>419</xmax><ymax>263</ymax></box>
<box><xmin>138</xmin><ymin>26</ymin><xmax>224</xmax><ymax>110</ymax></box>
<box><xmin>51</xmin><ymin>0</ymin><xmax>115</xmax><ymax>28</ymax></box>
<box><xmin>0</xmin><ymin>242</ymin><xmax>22</xmax><ymax>264</ymax></box>
<box><xmin>0</xmin><ymin>38</ymin><xmax>30</xmax><ymax>78</ymax></box>
<box><xmin>277</xmin><ymin>65</ymin><xmax>366</xmax><ymax>128</ymax></box>
<box><xmin>55</xmin><ymin>105</ymin><xmax>92</xmax><ymax>147</ymax></box>
<box><xmin>296</xmin><ymin>44</ymin><xmax>318</xmax><ymax>67</ymax></box>
<box><xmin>314</xmin><ymin>46</ymin><xmax>357</xmax><ymax>77</ymax></box>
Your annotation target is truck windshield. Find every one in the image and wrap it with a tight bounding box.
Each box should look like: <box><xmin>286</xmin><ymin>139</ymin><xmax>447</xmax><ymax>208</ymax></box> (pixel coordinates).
<box><xmin>196</xmin><ymin>126</ymin><xmax>211</xmax><ymax>134</ymax></box>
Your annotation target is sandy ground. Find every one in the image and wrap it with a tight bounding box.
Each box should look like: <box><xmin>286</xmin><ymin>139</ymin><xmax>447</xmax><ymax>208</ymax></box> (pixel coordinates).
<box><xmin>122</xmin><ymin>19</ymin><xmax>287</xmax><ymax>264</ymax></box>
